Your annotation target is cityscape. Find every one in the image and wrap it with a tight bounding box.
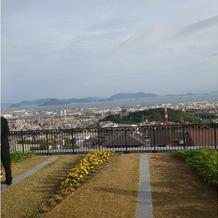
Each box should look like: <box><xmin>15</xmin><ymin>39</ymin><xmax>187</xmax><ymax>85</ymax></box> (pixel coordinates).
<box><xmin>2</xmin><ymin>100</ymin><xmax>217</xmax><ymax>131</ymax></box>
<box><xmin>1</xmin><ymin>1</ymin><xmax>217</xmax><ymax>217</ymax></box>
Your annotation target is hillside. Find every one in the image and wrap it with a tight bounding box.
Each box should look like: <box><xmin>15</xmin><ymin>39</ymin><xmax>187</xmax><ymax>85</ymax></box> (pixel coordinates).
<box><xmin>9</xmin><ymin>92</ymin><xmax>159</xmax><ymax>107</ymax></box>
<box><xmin>102</xmin><ymin>108</ymin><xmax>200</xmax><ymax>124</ymax></box>
<box><xmin>109</xmin><ymin>92</ymin><xmax>158</xmax><ymax>99</ymax></box>
<box><xmin>9</xmin><ymin>97</ymin><xmax>110</xmax><ymax>107</ymax></box>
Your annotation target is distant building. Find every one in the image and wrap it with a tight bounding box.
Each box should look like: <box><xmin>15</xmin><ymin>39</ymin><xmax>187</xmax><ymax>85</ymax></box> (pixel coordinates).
<box><xmin>105</xmin><ymin>133</ymin><xmax>146</xmax><ymax>147</ymax></box>
<box><xmin>186</xmin><ymin>128</ymin><xmax>218</xmax><ymax>146</ymax></box>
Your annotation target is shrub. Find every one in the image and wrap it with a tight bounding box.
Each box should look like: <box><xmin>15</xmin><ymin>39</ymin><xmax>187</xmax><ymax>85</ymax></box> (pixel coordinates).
<box><xmin>172</xmin><ymin>148</ymin><xmax>218</xmax><ymax>186</ymax></box>
<box><xmin>10</xmin><ymin>152</ymin><xmax>35</xmax><ymax>163</ymax></box>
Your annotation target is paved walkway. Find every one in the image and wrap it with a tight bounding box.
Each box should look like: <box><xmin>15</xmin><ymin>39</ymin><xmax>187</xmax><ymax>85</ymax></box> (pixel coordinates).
<box><xmin>1</xmin><ymin>157</ymin><xmax>57</xmax><ymax>192</ymax></box>
<box><xmin>136</xmin><ymin>154</ymin><xmax>153</xmax><ymax>218</ymax></box>
<box><xmin>1</xmin><ymin>154</ymin><xmax>153</xmax><ymax>217</ymax></box>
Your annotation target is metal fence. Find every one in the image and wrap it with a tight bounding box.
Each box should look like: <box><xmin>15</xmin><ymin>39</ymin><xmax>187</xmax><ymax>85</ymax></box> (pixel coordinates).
<box><xmin>9</xmin><ymin>123</ymin><xmax>217</xmax><ymax>155</ymax></box>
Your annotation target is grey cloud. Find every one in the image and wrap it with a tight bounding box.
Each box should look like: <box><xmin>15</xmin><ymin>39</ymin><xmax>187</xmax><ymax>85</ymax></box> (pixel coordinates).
<box><xmin>203</xmin><ymin>51</ymin><xmax>218</xmax><ymax>58</ymax></box>
<box><xmin>1</xmin><ymin>0</ymin><xmax>218</xmax><ymax>103</ymax></box>
<box><xmin>176</xmin><ymin>15</ymin><xmax>218</xmax><ymax>37</ymax></box>
<box><xmin>117</xmin><ymin>26</ymin><xmax>168</xmax><ymax>51</ymax></box>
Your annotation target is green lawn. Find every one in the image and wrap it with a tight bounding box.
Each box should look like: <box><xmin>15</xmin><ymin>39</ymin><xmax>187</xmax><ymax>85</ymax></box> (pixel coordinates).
<box><xmin>1</xmin><ymin>155</ymin><xmax>83</xmax><ymax>218</ymax></box>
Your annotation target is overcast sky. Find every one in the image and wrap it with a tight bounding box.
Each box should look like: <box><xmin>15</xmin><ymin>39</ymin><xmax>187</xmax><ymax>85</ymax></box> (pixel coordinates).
<box><xmin>1</xmin><ymin>0</ymin><xmax>218</xmax><ymax>103</ymax></box>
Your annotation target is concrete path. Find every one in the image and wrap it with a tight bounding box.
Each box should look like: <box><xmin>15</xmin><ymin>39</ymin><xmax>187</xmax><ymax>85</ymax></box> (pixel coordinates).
<box><xmin>2</xmin><ymin>154</ymin><xmax>153</xmax><ymax>217</ymax></box>
<box><xmin>136</xmin><ymin>154</ymin><xmax>153</xmax><ymax>218</ymax></box>
<box><xmin>1</xmin><ymin>157</ymin><xmax>57</xmax><ymax>192</ymax></box>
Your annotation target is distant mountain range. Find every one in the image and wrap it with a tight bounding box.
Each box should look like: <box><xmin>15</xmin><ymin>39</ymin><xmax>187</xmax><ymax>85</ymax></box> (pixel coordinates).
<box><xmin>9</xmin><ymin>97</ymin><xmax>109</xmax><ymax>108</ymax></box>
<box><xmin>165</xmin><ymin>93</ymin><xmax>195</xmax><ymax>97</ymax></box>
<box><xmin>8</xmin><ymin>92</ymin><xmax>200</xmax><ymax>108</ymax></box>
<box><xmin>110</xmin><ymin>92</ymin><xmax>158</xmax><ymax>99</ymax></box>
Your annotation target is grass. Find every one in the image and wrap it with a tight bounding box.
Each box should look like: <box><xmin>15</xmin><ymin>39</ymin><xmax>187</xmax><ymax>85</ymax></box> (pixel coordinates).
<box><xmin>1</xmin><ymin>155</ymin><xmax>84</xmax><ymax>218</ymax></box>
<box><xmin>1</xmin><ymin>155</ymin><xmax>49</xmax><ymax>180</ymax></box>
<box><xmin>171</xmin><ymin>148</ymin><xmax>218</xmax><ymax>186</ymax></box>
<box><xmin>1</xmin><ymin>153</ymin><xmax>141</xmax><ymax>218</ymax></box>
<box><xmin>44</xmin><ymin>153</ymin><xmax>141</xmax><ymax>218</ymax></box>
<box><xmin>36</xmin><ymin>151</ymin><xmax>116</xmax><ymax>215</ymax></box>
<box><xmin>1</xmin><ymin>152</ymin><xmax>217</xmax><ymax>218</ymax></box>
<box><xmin>149</xmin><ymin>153</ymin><xmax>218</xmax><ymax>218</ymax></box>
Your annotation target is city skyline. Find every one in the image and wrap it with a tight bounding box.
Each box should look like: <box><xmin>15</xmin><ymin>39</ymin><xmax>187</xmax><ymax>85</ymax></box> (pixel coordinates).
<box><xmin>1</xmin><ymin>0</ymin><xmax>218</xmax><ymax>103</ymax></box>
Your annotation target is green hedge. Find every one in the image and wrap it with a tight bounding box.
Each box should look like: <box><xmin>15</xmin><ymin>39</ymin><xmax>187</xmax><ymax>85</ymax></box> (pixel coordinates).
<box><xmin>171</xmin><ymin>148</ymin><xmax>218</xmax><ymax>186</ymax></box>
<box><xmin>10</xmin><ymin>152</ymin><xmax>35</xmax><ymax>164</ymax></box>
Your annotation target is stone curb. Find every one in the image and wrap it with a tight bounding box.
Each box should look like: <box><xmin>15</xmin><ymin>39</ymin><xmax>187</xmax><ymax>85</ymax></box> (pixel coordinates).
<box><xmin>1</xmin><ymin>157</ymin><xmax>57</xmax><ymax>192</ymax></box>
<box><xmin>136</xmin><ymin>154</ymin><xmax>153</xmax><ymax>218</ymax></box>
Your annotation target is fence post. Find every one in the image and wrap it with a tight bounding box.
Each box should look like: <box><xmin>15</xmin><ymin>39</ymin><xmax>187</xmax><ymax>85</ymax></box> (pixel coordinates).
<box><xmin>182</xmin><ymin>125</ymin><xmax>186</xmax><ymax>149</ymax></box>
<box><xmin>71</xmin><ymin>131</ymin><xmax>75</xmax><ymax>154</ymax></box>
<box><xmin>98</xmin><ymin>127</ymin><xmax>100</xmax><ymax>151</ymax></box>
<box><xmin>214</xmin><ymin>124</ymin><xmax>217</xmax><ymax>150</ymax></box>
<box><xmin>46</xmin><ymin>130</ymin><xmax>49</xmax><ymax>155</ymax></box>
<box><xmin>21</xmin><ymin>131</ymin><xmax>25</xmax><ymax>154</ymax></box>
<box><xmin>125</xmin><ymin>128</ymin><xmax>128</xmax><ymax>153</ymax></box>
<box><xmin>152</xmin><ymin>126</ymin><xmax>156</xmax><ymax>153</ymax></box>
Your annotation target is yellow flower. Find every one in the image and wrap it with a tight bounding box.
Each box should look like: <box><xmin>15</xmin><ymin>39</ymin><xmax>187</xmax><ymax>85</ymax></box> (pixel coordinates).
<box><xmin>61</xmin><ymin>151</ymin><xmax>115</xmax><ymax>189</ymax></box>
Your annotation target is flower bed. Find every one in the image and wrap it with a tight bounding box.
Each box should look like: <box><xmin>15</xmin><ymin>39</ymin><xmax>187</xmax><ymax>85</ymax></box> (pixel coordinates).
<box><xmin>61</xmin><ymin>150</ymin><xmax>115</xmax><ymax>189</ymax></box>
<box><xmin>37</xmin><ymin>151</ymin><xmax>115</xmax><ymax>215</ymax></box>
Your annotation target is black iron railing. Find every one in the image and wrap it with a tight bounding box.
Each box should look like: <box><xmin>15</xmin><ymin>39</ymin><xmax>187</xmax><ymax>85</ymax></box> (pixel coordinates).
<box><xmin>9</xmin><ymin>123</ymin><xmax>217</xmax><ymax>155</ymax></box>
